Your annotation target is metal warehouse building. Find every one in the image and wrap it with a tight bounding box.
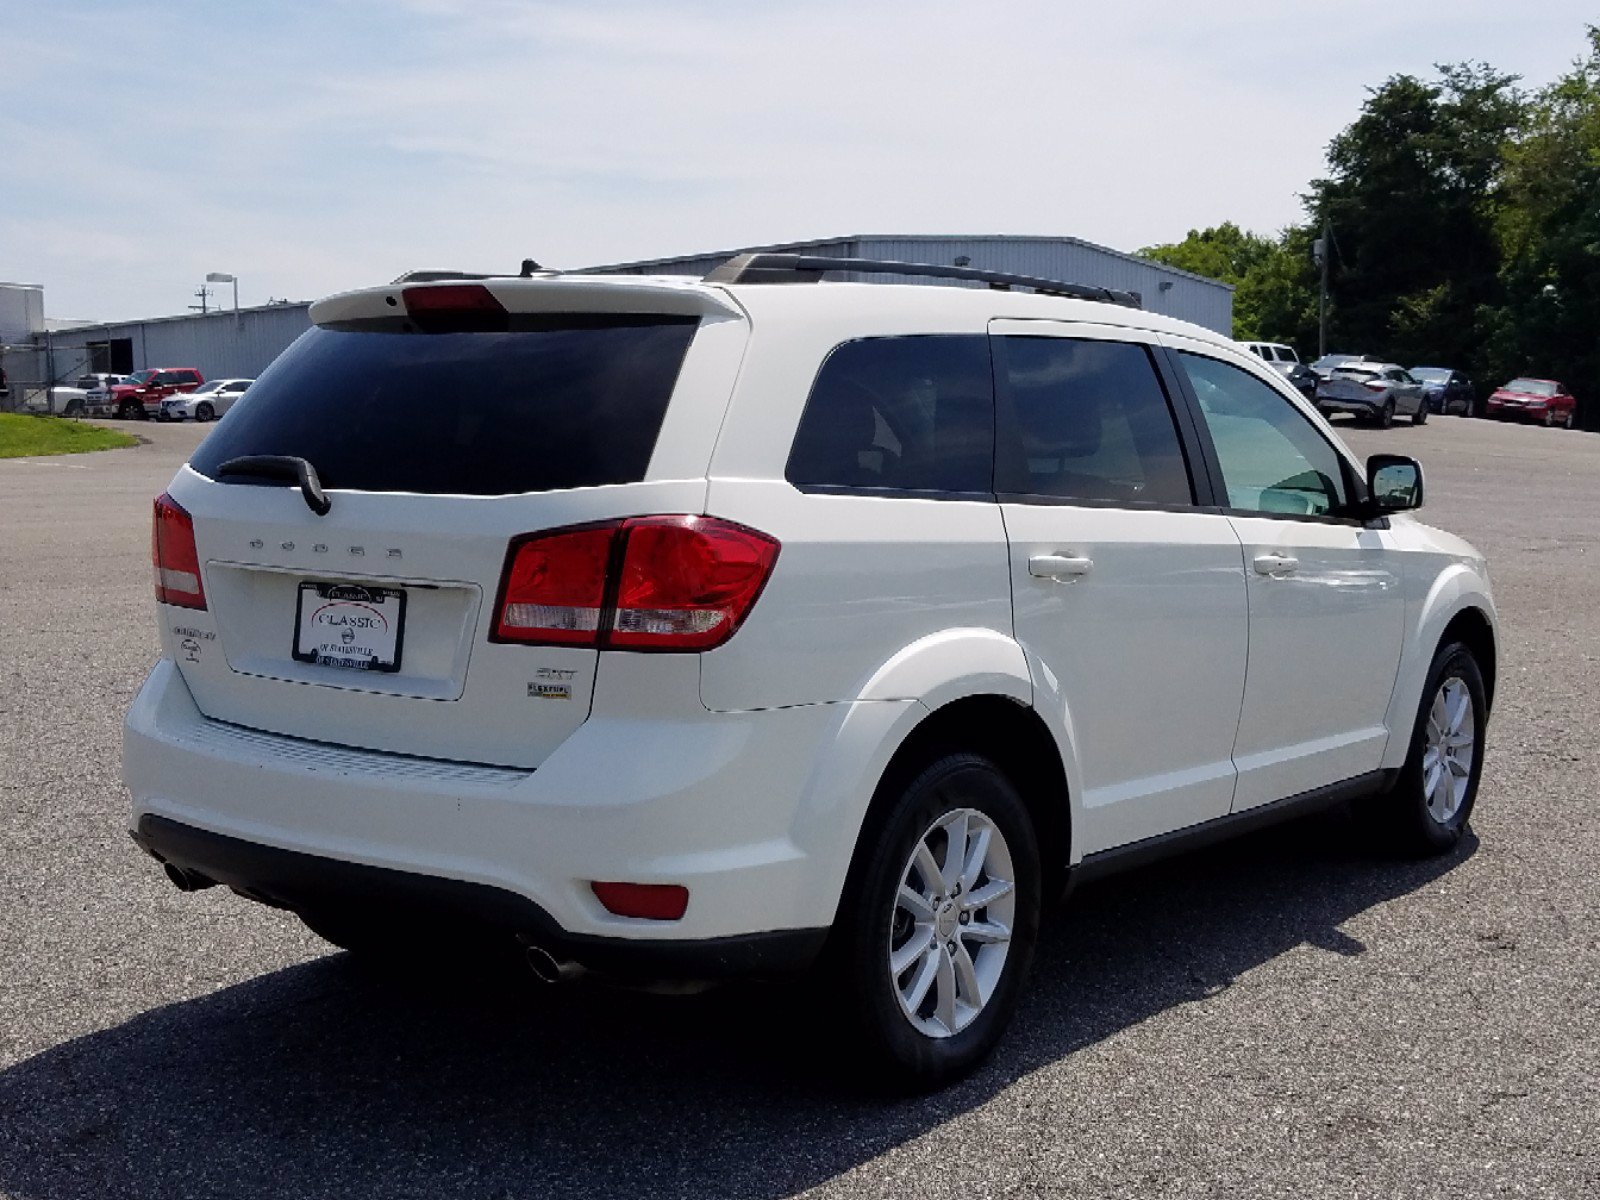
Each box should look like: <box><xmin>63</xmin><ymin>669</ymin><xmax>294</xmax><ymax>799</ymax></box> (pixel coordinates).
<box><xmin>9</xmin><ymin>234</ymin><xmax>1230</xmax><ymax>393</ymax></box>
<box><xmin>587</xmin><ymin>234</ymin><xmax>1234</xmax><ymax>333</ymax></box>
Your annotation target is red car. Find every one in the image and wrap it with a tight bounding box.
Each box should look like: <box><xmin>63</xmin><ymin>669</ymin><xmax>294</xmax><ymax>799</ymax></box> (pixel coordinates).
<box><xmin>1485</xmin><ymin>377</ymin><xmax>1578</xmax><ymax>428</ymax></box>
<box><xmin>108</xmin><ymin>368</ymin><xmax>205</xmax><ymax>420</ymax></box>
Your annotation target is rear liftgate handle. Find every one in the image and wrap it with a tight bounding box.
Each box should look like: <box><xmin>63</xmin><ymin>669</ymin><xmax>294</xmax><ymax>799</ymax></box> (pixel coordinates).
<box><xmin>1028</xmin><ymin>553</ymin><xmax>1095</xmax><ymax>582</ymax></box>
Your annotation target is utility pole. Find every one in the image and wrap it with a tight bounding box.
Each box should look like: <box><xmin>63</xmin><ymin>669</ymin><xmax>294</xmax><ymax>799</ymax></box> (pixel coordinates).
<box><xmin>1313</xmin><ymin>219</ymin><xmax>1330</xmax><ymax>360</ymax></box>
<box><xmin>188</xmin><ymin>286</ymin><xmax>210</xmax><ymax>315</ymax></box>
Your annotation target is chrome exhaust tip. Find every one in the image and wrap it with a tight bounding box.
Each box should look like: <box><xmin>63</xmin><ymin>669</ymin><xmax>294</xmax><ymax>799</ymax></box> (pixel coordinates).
<box><xmin>162</xmin><ymin>862</ymin><xmax>218</xmax><ymax>893</ymax></box>
<box><xmin>525</xmin><ymin>943</ymin><xmax>586</xmax><ymax>984</ymax></box>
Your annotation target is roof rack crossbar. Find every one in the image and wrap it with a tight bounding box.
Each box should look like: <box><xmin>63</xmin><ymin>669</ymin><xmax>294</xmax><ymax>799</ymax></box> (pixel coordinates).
<box><xmin>702</xmin><ymin>253</ymin><xmax>1142</xmax><ymax>308</ymax></box>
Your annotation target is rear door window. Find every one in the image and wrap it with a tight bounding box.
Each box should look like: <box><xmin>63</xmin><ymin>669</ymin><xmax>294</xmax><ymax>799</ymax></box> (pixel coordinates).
<box><xmin>995</xmin><ymin>336</ymin><xmax>1194</xmax><ymax>506</ymax></box>
<box><xmin>786</xmin><ymin>335</ymin><xmax>994</xmax><ymax>495</ymax></box>
<box><xmin>190</xmin><ymin>318</ymin><xmax>698</xmax><ymax>496</ymax></box>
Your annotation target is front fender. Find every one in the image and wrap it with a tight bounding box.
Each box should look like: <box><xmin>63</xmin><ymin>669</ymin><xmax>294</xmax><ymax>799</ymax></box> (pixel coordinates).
<box><xmin>1380</xmin><ymin>561</ymin><xmax>1498</xmax><ymax>769</ymax></box>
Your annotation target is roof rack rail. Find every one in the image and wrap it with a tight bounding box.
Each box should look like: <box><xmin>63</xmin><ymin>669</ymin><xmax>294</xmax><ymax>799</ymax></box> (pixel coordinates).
<box><xmin>702</xmin><ymin>253</ymin><xmax>1142</xmax><ymax>308</ymax></box>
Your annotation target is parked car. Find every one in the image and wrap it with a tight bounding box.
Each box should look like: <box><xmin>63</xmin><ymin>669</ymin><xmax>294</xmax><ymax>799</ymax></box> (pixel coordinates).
<box><xmin>22</xmin><ymin>382</ymin><xmax>90</xmax><ymax>416</ymax></box>
<box><xmin>159</xmin><ymin>378</ymin><xmax>253</xmax><ymax>422</ymax></box>
<box><xmin>1239</xmin><ymin>341</ymin><xmax>1316</xmax><ymax>399</ymax></box>
<box><xmin>126</xmin><ymin>258</ymin><xmax>1498</xmax><ymax>1087</ymax></box>
<box><xmin>1410</xmin><ymin>367</ymin><xmax>1475</xmax><ymax>416</ymax></box>
<box><xmin>79</xmin><ymin>373</ymin><xmax>131</xmax><ymax>415</ymax></box>
<box><xmin>108</xmin><ymin>367</ymin><xmax>205</xmax><ymax>419</ymax></box>
<box><xmin>1316</xmin><ymin>362</ymin><xmax>1427</xmax><ymax>427</ymax></box>
<box><xmin>1310</xmin><ymin>353</ymin><xmax>1370</xmax><ymax>381</ymax></box>
<box><xmin>1485</xmin><ymin>378</ymin><xmax>1577</xmax><ymax>427</ymax></box>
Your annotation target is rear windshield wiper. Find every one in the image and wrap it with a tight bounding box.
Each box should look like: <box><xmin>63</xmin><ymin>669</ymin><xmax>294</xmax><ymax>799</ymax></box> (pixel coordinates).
<box><xmin>216</xmin><ymin>455</ymin><xmax>332</xmax><ymax>516</ymax></box>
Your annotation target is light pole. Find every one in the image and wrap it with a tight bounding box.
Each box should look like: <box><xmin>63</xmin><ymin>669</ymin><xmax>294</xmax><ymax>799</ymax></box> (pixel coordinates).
<box><xmin>206</xmin><ymin>272</ymin><xmax>239</xmax><ymax>327</ymax></box>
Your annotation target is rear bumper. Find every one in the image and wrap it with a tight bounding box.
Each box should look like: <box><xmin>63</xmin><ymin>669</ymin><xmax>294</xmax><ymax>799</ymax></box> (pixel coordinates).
<box><xmin>130</xmin><ymin>813</ymin><xmax>826</xmax><ymax>978</ymax></box>
<box><xmin>1315</xmin><ymin>395</ymin><xmax>1381</xmax><ymax>415</ymax></box>
<box><xmin>124</xmin><ymin>658</ymin><xmax>885</xmax><ymax>965</ymax></box>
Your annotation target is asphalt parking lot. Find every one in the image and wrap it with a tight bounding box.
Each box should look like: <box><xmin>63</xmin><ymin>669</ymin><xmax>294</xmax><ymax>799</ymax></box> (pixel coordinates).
<box><xmin>1</xmin><ymin>414</ymin><xmax>1597</xmax><ymax>1199</ymax></box>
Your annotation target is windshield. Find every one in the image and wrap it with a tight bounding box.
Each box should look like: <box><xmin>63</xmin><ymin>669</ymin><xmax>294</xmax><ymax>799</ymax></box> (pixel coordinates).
<box><xmin>1411</xmin><ymin>367</ymin><xmax>1449</xmax><ymax>382</ymax></box>
<box><xmin>1333</xmin><ymin>367</ymin><xmax>1380</xmax><ymax>381</ymax></box>
<box><xmin>190</xmin><ymin>318</ymin><xmax>699</xmax><ymax>496</ymax></box>
<box><xmin>1503</xmin><ymin>378</ymin><xmax>1555</xmax><ymax>396</ymax></box>
<box><xmin>191</xmin><ymin>381</ymin><xmax>224</xmax><ymax>394</ymax></box>
<box><xmin>125</xmin><ymin>370</ymin><xmax>155</xmax><ymax>385</ymax></box>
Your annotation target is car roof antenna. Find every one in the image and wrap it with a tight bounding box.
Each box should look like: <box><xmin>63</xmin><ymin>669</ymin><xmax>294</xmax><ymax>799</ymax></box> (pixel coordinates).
<box><xmin>519</xmin><ymin>258</ymin><xmax>543</xmax><ymax>277</ymax></box>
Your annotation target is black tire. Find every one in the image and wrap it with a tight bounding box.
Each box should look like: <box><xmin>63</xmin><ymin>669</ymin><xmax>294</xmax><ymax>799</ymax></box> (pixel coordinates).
<box><xmin>831</xmin><ymin>753</ymin><xmax>1041</xmax><ymax>1089</ymax></box>
<box><xmin>1563</xmin><ymin>410</ymin><xmax>1575</xmax><ymax>430</ymax></box>
<box><xmin>63</xmin><ymin>399</ymin><xmax>83</xmax><ymax>417</ymax></box>
<box><xmin>1411</xmin><ymin>402</ymin><xmax>1428</xmax><ymax>426</ymax></box>
<box><xmin>1377</xmin><ymin>399</ymin><xmax>1396</xmax><ymax>428</ymax></box>
<box><xmin>117</xmin><ymin>399</ymin><xmax>142</xmax><ymax>420</ymax></box>
<box><xmin>195</xmin><ymin>402</ymin><xmax>214</xmax><ymax>422</ymax></box>
<box><xmin>1360</xmin><ymin>642</ymin><xmax>1487</xmax><ymax>857</ymax></box>
<box><xmin>1543</xmin><ymin>408</ymin><xmax>1556</xmax><ymax>427</ymax></box>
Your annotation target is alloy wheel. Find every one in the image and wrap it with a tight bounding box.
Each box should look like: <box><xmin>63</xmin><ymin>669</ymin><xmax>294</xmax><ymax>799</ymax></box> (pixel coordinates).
<box><xmin>1422</xmin><ymin>676</ymin><xmax>1476</xmax><ymax>824</ymax></box>
<box><xmin>888</xmin><ymin>808</ymin><xmax>1016</xmax><ymax>1038</ymax></box>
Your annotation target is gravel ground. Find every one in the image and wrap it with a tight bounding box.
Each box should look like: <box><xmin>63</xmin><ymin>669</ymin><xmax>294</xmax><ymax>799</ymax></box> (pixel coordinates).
<box><xmin>0</xmin><ymin>414</ymin><xmax>1596</xmax><ymax>1199</ymax></box>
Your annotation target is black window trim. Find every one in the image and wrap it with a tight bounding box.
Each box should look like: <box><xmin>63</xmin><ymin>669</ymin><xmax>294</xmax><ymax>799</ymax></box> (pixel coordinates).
<box><xmin>990</xmin><ymin>332</ymin><xmax>1206</xmax><ymax>512</ymax></box>
<box><xmin>1161</xmin><ymin>345</ymin><xmax>1378</xmax><ymax>528</ymax></box>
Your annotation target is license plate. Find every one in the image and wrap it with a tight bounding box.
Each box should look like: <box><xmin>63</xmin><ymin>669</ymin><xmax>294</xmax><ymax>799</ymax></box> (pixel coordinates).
<box><xmin>293</xmin><ymin>582</ymin><xmax>406</xmax><ymax>672</ymax></box>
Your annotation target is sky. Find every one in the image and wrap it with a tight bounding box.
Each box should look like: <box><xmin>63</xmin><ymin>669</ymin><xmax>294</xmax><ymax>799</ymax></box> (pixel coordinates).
<box><xmin>1</xmin><ymin>0</ymin><xmax>1594</xmax><ymax>322</ymax></box>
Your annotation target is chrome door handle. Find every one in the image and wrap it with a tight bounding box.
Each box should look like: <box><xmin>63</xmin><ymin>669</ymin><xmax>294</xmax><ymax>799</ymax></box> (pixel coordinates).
<box><xmin>1029</xmin><ymin>553</ymin><xmax>1094</xmax><ymax>581</ymax></box>
<box><xmin>1253</xmin><ymin>553</ymin><xmax>1299</xmax><ymax>577</ymax></box>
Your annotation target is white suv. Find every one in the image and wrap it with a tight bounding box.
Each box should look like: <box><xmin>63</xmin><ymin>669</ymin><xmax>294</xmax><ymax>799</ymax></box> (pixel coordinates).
<box><xmin>125</xmin><ymin>255</ymin><xmax>1497</xmax><ymax>1086</ymax></box>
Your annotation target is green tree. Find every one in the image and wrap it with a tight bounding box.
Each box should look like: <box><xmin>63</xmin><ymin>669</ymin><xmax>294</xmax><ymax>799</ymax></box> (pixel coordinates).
<box><xmin>1139</xmin><ymin>223</ymin><xmax>1317</xmax><ymax>346</ymax></box>
<box><xmin>1306</xmin><ymin>63</ymin><xmax>1525</xmax><ymax>372</ymax></box>
<box><xmin>1494</xmin><ymin>27</ymin><xmax>1600</xmax><ymax>423</ymax></box>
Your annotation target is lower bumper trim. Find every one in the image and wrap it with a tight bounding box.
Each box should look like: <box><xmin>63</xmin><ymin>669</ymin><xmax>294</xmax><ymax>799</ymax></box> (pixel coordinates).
<box><xmin>131</xmin><ymin>814</ymin><xmax>828</xmax><ymax>980</ymax></box>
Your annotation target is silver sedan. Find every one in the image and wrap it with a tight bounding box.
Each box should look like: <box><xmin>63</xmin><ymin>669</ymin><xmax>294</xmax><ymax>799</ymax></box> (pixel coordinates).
<box><xmin>1314</xmin><ymin>362</ymin><xmax>1426</xmax><ymax>427</ymax></box>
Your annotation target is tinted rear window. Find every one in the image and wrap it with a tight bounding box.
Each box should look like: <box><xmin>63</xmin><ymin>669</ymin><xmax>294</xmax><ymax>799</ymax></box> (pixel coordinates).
<box><xmin>191</xmin><ymin>319</ymin><xmax>698</xmax><ymax>496</ymax></box>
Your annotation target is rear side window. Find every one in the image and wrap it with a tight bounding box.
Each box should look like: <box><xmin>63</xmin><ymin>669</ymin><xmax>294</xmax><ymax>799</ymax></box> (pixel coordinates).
<box><xmin>996</xmin><ymin>337</ymin><xmax>1193</xmax><ymax>506</ymax></box>
<box><xmin>190</xmin><ymin>319</ymin><xmax>698</xmax><ymax>496</ymax></box>
<box><xmin>786</xmin><ymin>336</ymin><xmax>994</xmax><ymax>494</ymax></box>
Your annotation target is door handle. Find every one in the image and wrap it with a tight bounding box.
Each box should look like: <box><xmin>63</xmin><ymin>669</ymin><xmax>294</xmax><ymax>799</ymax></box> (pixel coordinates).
<box><xmin>1029</xmin><ymin>553</ymin><xmax>1094</xmax><ymax>581</ymax></box>
<box><xmin>1253</xmin><ymin>553</ymin><xmax>1299</xmax><ymax>577</ymax></box>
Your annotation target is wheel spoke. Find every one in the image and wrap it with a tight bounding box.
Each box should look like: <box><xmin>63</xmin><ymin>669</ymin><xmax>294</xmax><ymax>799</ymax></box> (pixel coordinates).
<box><xmin>962</xmin><ymin>918</ymin><xmax>1012</xmax><ymax>946</ymax></box>
<box><xmin>1447</xmin><ymin>755</ymin><xmax>1471</xmax><ymax>779</ymax></box>
<box><xmin>1446</xmin><ymin>684</ymin><xmax>1471</xmax><ymax>734</ymax></box>
<box><xmin>897</xmin><ymin>883</ymin><xmax>936</xmax><ymax>922</ymax></box>
<box><xmin>960</xmin><ymin>824</ymin><xmax>992</xmax><ymax>892</ymax></box>
<box><xmin>901</xmin><ymin>947</ymin><xmax>939</xmax><ymax>1014</ymax></box>
<box><xmin>890</xmin><ymin>925</ymin><xmax>935</xmax><ymax>976</ymax></box>
<box><xmin>940</xmin><ymin>811</ymin><xmax>969</xmax><ymax>892</ymax></box>
<box><xmin>1422</xmin><ymin>747</ymin><xmax>1440</xmax><ymax>775</ymax></box>
<box><xmin>961</xmin><ymin>878</ymin><xmax>1014</xmax><ymax>911</ymax></box>
<box><xmin>1424</xmin><ymin>761</ymin><xmax>1443</xmax><ymax>801</ymax></box>
<box><xmin>951</xmin><ymin>941</ymin><xmax>981</xmax><ymax>1007</ymax></box>
<box><xmin>933</xmin><ymin>946</ymin><xmax>958</xmax><ymax>1033</ymax></box>
<box><xmin>912</xmin><ymin>841</ymin><xmax>942</xmax><ymax>896</ymax></box>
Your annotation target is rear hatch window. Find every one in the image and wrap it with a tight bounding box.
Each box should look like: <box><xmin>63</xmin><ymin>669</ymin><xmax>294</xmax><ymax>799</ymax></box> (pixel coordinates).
<box><xmin>190</xmin><ymin>317</ymin><xmax>699</xmax><ymax>496</ymax></box>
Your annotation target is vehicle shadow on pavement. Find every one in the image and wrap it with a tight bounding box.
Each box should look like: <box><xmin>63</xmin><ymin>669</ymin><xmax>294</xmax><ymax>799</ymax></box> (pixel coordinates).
<box><xmin>0</xmin><ymin>812</ymin><xmax>1473</xmax><ymax>1200</ymax></box>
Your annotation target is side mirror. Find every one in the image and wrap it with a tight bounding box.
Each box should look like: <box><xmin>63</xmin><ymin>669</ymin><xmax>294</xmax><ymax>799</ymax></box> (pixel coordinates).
<box><xmin>1367</xmin><ymin>454</ymin><xmax>1424</xmax><ymax>512</ymax></box>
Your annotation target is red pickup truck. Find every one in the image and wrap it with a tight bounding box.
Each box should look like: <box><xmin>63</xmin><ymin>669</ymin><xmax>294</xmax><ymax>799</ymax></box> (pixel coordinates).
<box><xmin>106</xmin><ymin>368</ymin><xmax>205</xmax><ymax>419</ymax></box>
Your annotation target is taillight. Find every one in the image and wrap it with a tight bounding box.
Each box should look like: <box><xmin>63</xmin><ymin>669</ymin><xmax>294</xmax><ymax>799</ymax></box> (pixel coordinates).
<box><xmin>490</xmin><ymin>516</ymin><xmax>779</xmax><ymax>652</ymax></box>
<box><xmin>151</xmin><ymin>493</ymin><xmax>206</xmax><ymax>610</ymax></box>
<box><xmin>1364</xmin><ymin>380</ymin><xmax>1388</xmax><ymax>392</ymax></box>
<box><xmin>609</xmin><ymin>516</ymin><xmax>780</xmax><ymax>650</ymax></box>
<box><xmin>492</xmin><ymin>524</ymin><xmax>616</xmax><ymax>644</ymax></box>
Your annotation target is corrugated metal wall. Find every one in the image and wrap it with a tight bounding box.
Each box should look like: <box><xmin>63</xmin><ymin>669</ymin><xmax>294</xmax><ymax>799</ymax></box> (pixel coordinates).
<box><xmin>38</xmin><ymin>303</ymin><xmax>312</xmax><ymax>381</ymax></box>
<box><xmin>586</xmin><ymin>235</ymin><xmax>1234</xmax><ymax>334</ymax></box>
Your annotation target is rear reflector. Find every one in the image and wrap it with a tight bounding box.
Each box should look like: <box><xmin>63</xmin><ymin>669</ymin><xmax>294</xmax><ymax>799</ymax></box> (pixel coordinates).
<box><xmin>152</xmin><ymin>493</ymin><xmax>206</xmax><ymax>609</ymax></box>
<box><xmin>591</xmin><ymin>881</ymin><xmax>690</xmax><ymax>921</ymax></box>
<box><xmin>402</xmin><ymin>283</ymin><xmax>509</xmax><ymax>333</ymax></box>
<box><xmin>490</xmin><ymin>516</ymin><xmax>779</xmax><ymax>652</ymax></box>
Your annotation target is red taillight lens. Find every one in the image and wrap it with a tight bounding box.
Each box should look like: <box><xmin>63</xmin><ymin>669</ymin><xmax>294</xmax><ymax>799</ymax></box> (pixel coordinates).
<box><xmin>591</xmin><ymin>881</ymin><xmax>689</xmax><ymax>921</ymax></box>
<box><xmin>489</xmin><ymin>516</ymin><xmax>779</xmax><ymax>651</ymax></box>
<box><xmin>401</xmin><ymin>283</ymin><xmax>509</xmax><ymax>333</ymax></box>
<box><xmin>609</xmin><ymin>516</ymin><xmax>780</xmax><ymax>650</ymax></box>
<box><xmin>151</xmin><ymin>493</ymin><xmax>206</xmax><ymax>610</ymax></box>
<box><xmin>1364</xmin><ymin>380</ymin><xmax>1388</xmax><ymax>392</ymax></box>
<box><xmin>492</xmin><ymin>524</ymin><xmax>617</xmax><ymax>644</ymax></box>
